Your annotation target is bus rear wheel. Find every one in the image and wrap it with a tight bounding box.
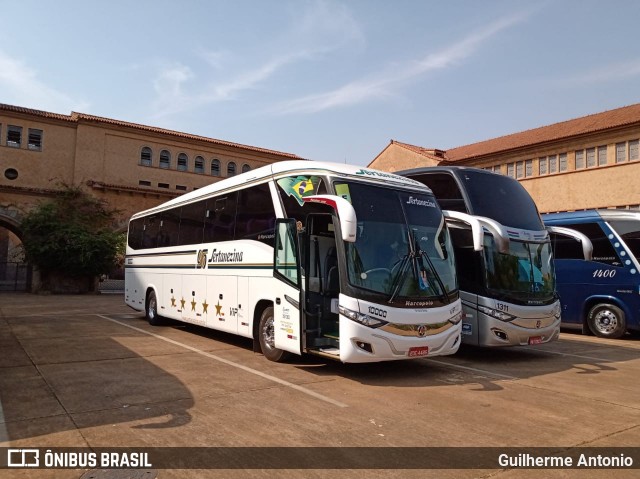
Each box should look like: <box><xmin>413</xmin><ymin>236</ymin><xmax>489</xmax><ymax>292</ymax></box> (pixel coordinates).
<box><xmin>146</xmin><ymin>290</ymin><xmax>163</xmax><ymax>326</ymax></box>
<box><xmin>258</xmin><ymin>306</ymin><xmax>289</xmax><ymax>362</ymax></box>
<box><xmin>587</xmin><ymin>303</ymin><xmax>626</xmax><ymax>339</ymax></box>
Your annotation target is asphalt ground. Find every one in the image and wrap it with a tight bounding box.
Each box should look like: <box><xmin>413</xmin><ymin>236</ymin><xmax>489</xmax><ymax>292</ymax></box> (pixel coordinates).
<box><xmin>1</xmin><ymin>293</ymin><xmax>639</xmax><ymax>479</ymax></box>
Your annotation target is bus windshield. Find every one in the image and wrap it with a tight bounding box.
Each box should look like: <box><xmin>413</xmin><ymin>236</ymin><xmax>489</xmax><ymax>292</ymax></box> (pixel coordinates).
<box><xmin>461</xmin><ymin>169</ymin><xmax>544</xmax><ymax>231</ymax></box>
<box><xmin>483</xmin><ymin>236</ymin><xmax>556</xmax><ymax>303</ymax></box>
<box><xmin>334</xmin><ymin>181</ymin><xmax>458</xmax><ymax>306</ymax></box>
<box><xmin>610</xmin><ymin>220</ymin><xmax>640</xmax><ymax>262</ymax></box>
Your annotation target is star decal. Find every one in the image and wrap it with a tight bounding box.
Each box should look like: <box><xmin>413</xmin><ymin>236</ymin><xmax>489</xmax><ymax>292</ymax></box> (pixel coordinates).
<box><xmin>171</xmin><ymin>296</ymin><xmax>176</xmax><ymax>307</ymax></box>
<box><xmin>191</xmin><ymin>298</ymin><xmax>197</xmax><ymax>311</ymax></box>
<box><xmin>180</xmin><ymin>297</ymin><xmax>186</xmax><ymax>309</ymax></box>
<box><xmin>215</xmin><ymin>301</ymin><xmax>223</xmax><ymax>316</ymax></box>
<box><xmin>202</xmin><ymin>300</ymin><xmax>209</xmax><ymax>314</ymax></box>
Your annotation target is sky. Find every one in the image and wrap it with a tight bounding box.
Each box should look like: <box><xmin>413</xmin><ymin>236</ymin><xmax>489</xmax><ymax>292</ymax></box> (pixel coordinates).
<box><xmin>2</xmin><ymin>0</ymin><xmax>640</xmax><ymax>166</ymax></box>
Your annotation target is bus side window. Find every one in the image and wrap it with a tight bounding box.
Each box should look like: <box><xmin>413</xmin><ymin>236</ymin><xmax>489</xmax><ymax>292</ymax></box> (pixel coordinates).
<box><xmin>236</xmin><ymin>183</ymin><xmax>277</xmax><ymax>246</ymax></box>
<box><xmin>159</xmin><ymin>208</ymin><xmax>181</xmax><ymax>247</ymax></box>
<box><xmin>142</xmin><ymin>215</ymin><xmax>161</xmax><ymax>249</ymax></box>
<box><xmin>549</xmin><ymin>232</ymin><xmax>585</xmax><ymax>260</ymax></box>
<box><xmin>559</xmin><ymin>222</ymin><xmax>622</xmax><ymax>266</ymax></box>
<box><xmin>128</xmin><ymin>217</ymin><xmax>145</xmax><ymax>250</ymax></box>
<box><xmin>179</xmin><ymin>199</ymin><xmax>207</xmax><ymax>246</ymax></box>
<box><xmin>610</xmin><ymin>220</ymin><xmax>640</xmax><ymax>260</ymax></box>
<box><xmin>409</xmin><ymin>173</ymin><xmax>468</xmax><ymax>213</ymax></box>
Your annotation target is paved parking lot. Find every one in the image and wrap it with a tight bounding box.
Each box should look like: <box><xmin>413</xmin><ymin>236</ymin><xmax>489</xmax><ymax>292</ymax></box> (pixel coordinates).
<box><xmin>1</xmin><ymin>293</ymin><xmax>639</xmax><ymax>479</ymax></box>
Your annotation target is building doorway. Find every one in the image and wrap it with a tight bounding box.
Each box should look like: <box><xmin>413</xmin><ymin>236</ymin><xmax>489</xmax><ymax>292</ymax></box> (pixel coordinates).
<box><xmin>0</xmin><ymin>219</ymin><xmax>31</xmax><ymax>292</ymax></box>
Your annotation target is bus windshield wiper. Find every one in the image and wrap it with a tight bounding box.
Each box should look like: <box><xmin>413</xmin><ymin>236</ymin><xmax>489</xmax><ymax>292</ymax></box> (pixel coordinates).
<box><xmin>388</xmin><ymin>230</ymin><xmax>449</xmax><ymax>304</ymax></box>
<box><xmin>412</xmin><ymin>230</ymin><xmax>449</xmax><ymax>304</ymax></box>
<box><xmin>387</xmin><ymin>231</ymin><xmax>413</xmax><ymax>304</ymax></box>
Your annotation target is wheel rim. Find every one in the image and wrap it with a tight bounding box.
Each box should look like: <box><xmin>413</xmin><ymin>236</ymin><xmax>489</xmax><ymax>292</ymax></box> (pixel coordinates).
<box><xmin>148</xmin><ymin>297</ymin><xmax>156</xmax><ymax>320</ymax></box>
<box><xmin>262</xmin><ymin>315</ymin><xmax>275</xmax><ymax>350</ymax></box>
<box><xmin>593</xmin><ymin>309</ymin><xmax>618</xmax><ymax>334</ymax></box>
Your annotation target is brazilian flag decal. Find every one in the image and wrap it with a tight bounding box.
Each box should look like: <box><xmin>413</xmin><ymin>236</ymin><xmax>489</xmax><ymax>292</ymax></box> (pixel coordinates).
<box><xmin>277</xmin><ymin>176</ymin><xmax>318</xmax><ymax>206</ymax></box>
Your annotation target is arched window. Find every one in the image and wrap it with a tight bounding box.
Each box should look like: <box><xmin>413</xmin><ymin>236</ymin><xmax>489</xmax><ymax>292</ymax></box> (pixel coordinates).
<box><xmin>159</xmin><ymin>150</ymin><xmax>171</xmax><ymax>169</ymax></box>
<box><xmin>177</xmin><ymin>153</ymin><xmax>188</xmax><ymax>171</ymax></box>
<box><xmin>211</xmin><ymin>159</ymin><xmax>220</xmax><ymax>176</ymax></box>
<box><xmin>140</xmin><ymin>147</ymin><xmax>152</xmax><ymax>166</ymax></box>
<box><xmin>227</xmin><ymin>162</ymin><xmax>236</xmax><ymax>177</ymax></box>
<box><xmin>194</xmin><ymin>156</ymin><xmax>204</xmax><ymax>174</ymax></box>
<box><xmin>242</xmin><ymin>163</ymin><xmax>251</xmax><ymax>173</ymax></box>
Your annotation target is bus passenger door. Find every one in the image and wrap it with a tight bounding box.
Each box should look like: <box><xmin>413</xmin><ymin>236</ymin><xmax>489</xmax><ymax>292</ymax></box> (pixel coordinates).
<box><xmin>273</xmin><ymin>219</ymin><xmax>302</xmax><ymax>355</ymax></box>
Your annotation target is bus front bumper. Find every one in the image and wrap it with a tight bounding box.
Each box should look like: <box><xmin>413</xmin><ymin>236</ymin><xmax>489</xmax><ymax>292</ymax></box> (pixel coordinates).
<box><xmin>338</xmin><ymin>318</ymin><xmax>462</xmax><ymax>363</ymax></box>
<box><xmin>473</xmin><ymin>313</ymin><xmax>561</xmax><ymax>347</ymax></box>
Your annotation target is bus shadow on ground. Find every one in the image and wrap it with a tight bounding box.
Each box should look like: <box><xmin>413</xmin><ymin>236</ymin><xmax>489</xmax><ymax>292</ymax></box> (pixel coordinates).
<box><xmin>0</xmin><ymin>314</ymin><xmax>195</xmax><ymax>444</ymax></box>
<box><xmin>128</xmin><ymin>318</ymin><xmax>639</xmax><ymax>394</ymax></box>
<box><xmin>289</xmin><ymin>333</ymin><xmax>639</xmax><ymax>392</ymax></box>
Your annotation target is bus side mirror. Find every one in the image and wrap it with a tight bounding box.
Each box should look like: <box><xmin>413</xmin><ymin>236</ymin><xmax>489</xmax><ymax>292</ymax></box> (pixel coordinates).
<box><xmin>443</xmin><ymin>210</ymin><xmax>484</xmax><ymax>251</ymax></box>
<box><xmin>302</xmin><ymin>195</ymin><xmax>357</xmax><ymax>243</ymax></box>
<box><xmin>442</xmin><ymin>210</ymin><xmax>511</xmax><ymax>254</ymax></box>
<box><xmin>545</xmin><ymin>226</ymin><xmax>593</xmax><ymax>261</ymax></box>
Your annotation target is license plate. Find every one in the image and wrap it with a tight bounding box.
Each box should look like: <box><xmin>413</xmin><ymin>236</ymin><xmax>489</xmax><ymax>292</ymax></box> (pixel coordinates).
<box><xmin>528</xmin><ymin>336</ymin><xmax>543</xmax><ymax>345</ymax></box>
<box><xmin>408</xmin><ymin>346</ymin><xmax>429</xmax><ymax>357</ymax></box>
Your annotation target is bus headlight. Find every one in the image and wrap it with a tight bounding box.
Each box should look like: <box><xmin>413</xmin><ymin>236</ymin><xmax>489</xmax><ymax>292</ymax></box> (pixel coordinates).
<box><xmin>552</xmin><ymin>302</ymin><xmax>561</xmax><ymax>319</ymax></box>
<box><xmin>478</xmin><ymin>305</ymin><xmax>517</xmax><ymax>322</ymax></box>
<box><xmin>339</xmin><ymin>305</ymin><xmax>387</xmax><ymax>328</ymax></box>
<box><xmin>448</xmin><ymin>311</ymin><xmax>463</xmax><ymax>325</ymax></box>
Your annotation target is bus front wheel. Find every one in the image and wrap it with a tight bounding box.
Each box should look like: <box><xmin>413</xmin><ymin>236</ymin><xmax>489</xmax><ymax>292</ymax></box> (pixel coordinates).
<box><xmin>258</xmin><ymin>307</ymin><xmax>289</xmax><ymax>362</ymax></box>
<box><xmin>146</xmin><ymin>290</ymin><xmax>163</xmax><ymax>326</ymax></box>
<box><xmin>587</xmin><ymin>303</ymin><xmax>626</xmax><ymax>339</ymax></box>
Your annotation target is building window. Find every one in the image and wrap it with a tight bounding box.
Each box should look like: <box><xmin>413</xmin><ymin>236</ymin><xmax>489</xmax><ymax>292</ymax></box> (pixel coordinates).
<box><xmin>194</xmin><ymin>156</ymin><xmax>204</xmax><ymax>173</ymax></box>
<box><xmin>597</xmin><ymin>146</ymin><xmax>607</xmax><ymax>166</ymax></box>
<box><xmin>616</xmin><ymin>142</ymin><xmax>627</xmax><ymax>163</ymax></box>
<box><xmin>158</xmin><ymin>183</ymin><xmax>169</xmax><ymax>188</ymax></box>
<box><xmin>559</xmin><ymin>153</ymin><xmax>567</xmax><ymax>172</ymax></box>
<box><xmin>507</xmin><ymin>162</ymin><xmax>515</xmax><ymax>178</ymax></box>
<box><xmin>586</xmin><ymin>147</ymin><xmax>596</xmax><ymax>167</ymax></box>
<box><xmin>177</xmin><ymin>153</ymin><xmax>188</xmax><ymax>171</ymax></box>
<box><xmin>176</xmin><ymin>185</ymin><xmax>187</xmax><ymax>191</ymax></box>
<box><xmin>228</xmin><ymin>161</ymin><xmax>236</xmax><ymax>176</ymax></box>
<box><xmin>139</xmin><ymin>180</ymin><xmax>151</xmax><ymax>187</ymax></box>
<box><xmin>516</xmin><ymin>161</ymin><xmax>524</xmax><ymax>179</ymax></box>
<box><xmin>242</xmin><ymin>163</ymin><xmax>251</xmax><ymax>173</ymax></box>
<box><xmin>159</xmin><ymin>150</ymin><xmax>171</xmax><ymax>169</ymax></box>
<box><xmin>575</xmin><ymin>150</ymin><xmax>585</xmax><ymax>169</ymax></box>
<box><xmin>525</xmin><ymin>159</ymin><xmax>533</xmax><ymax>177</ymax></box>
<box><xmin>549</xmin><ymin>155</ymin><xmax>557</xmax><ymax>173</ymax></box>
<box><xmin>7</xmin><ymin>125</ymin><xmax>22</xmax><ymax>147</ymax></box>
<box><xmin>28</xmin><ymin>128</ymin><xmax>43</xmax><ymax>150</ymax></box>
<box><xmin>4</xmin><ymin>168</ymin><xmax>18</xmax><ymax>180</ymax></box>
<box><xmin>140</xmin><ymin>147</ymin><xmax>152</xmax><ymax>166</ymax></box>
<box><xmin>539</xmin><ymin>157</ymin><xmax>547</xmax><ymax>175</ymax></box>
<box><xmin>211</xmin><ymin>159</ymin><xmax>221</xmax><ymax>176</ymax></box>
<box><xmin>493</xmin><ymin>165</ymin><xmax>502</xmax><ymax>174</ymax></box>
<box><xmin>629</xmin><ymin>140</ymin><xmax>639</xmax><ymax>161</ymax></box>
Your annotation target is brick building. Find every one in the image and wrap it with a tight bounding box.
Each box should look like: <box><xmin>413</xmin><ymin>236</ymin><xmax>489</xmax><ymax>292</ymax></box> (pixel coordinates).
<box><xmin>0</xmin><ymin>103</ymin><xmax>302</xmax><ymax>289</ymax></box>
<box><xmin>369</xmin><ymin>103</ymin><xmax>640</xmax><ymax>213</ymax></box>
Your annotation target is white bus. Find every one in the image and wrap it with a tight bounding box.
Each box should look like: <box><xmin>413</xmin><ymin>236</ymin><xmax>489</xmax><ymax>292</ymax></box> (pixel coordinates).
<box><xmin>125</xmin><ymin>161</ymin><xmax>463</xmax><ymax>363</ymax></box>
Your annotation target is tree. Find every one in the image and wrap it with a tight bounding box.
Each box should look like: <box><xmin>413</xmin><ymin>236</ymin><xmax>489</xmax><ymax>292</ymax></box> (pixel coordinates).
<box><xmin>21</xmin><ymin>185</ymin><xmax>122</xmax><ymax>292</ymax></box>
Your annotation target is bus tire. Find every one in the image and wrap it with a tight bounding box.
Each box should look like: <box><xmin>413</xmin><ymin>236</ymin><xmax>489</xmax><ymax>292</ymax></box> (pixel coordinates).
<box><xmin>258</xmin><ymin>306</ymin><xmax>289</xmax><ymax>362</ymax></box>
<box><xmin>587</xmin><ymin>303</ymin><xmax>626</xmax><ymax>339</ymax></box>
<box><xmin>146</xmin><ymin>290</ymin><xmax>163</xmax><ymax>326</ymax></box>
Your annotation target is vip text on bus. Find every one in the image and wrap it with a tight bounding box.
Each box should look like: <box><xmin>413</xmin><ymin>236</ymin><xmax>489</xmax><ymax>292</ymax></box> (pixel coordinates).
<box><xmin>397</xmin><ymin>166</ymin><xmax>582</xmax><ymax>347</ymax></box>
<box><xmin>544</xmin><ymin>209</ymin><xmax>640</xmax><ymax>338</ymax></box>
<box><xmin>125</xmin><ymin>161</ymin><xmax>463</xmax><ymax>363</ymax></box>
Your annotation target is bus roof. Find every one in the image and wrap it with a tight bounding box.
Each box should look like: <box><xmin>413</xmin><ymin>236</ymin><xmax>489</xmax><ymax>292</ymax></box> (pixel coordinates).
<box><xmin>397</xmin><ymin>165</ymin><xmax>492</xmax><ymax>176</ymax></box>
<box><xmin>543</xmin><ymin>209</ymin><xmax>640</xmax><ymax>223</ymax></box>
<box><xmin>130</xmin><ymin>160</ymin><xmax>428</xmax><ymax>220</ymax></box>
